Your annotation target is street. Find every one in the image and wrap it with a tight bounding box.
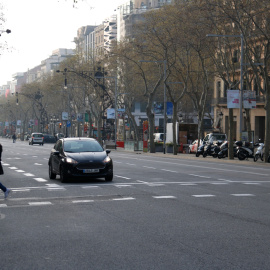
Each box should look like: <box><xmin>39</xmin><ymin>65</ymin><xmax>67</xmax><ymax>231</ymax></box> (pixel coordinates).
<box><xmin>0</xmin><ymin>138</ymin><xmax>270</xmax><ymax>270</ymax></box>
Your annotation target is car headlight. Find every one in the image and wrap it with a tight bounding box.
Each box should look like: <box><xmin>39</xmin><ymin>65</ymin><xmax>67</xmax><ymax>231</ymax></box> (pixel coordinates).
<box><xmin>65</xmin><ymin>157</ymin><xmax>78</xmax><ymax>164</ymax></box>
<box><xmin>103</xmin><ymin>156</ymin><xmax>111</xmax><ymax>163</ymax></box>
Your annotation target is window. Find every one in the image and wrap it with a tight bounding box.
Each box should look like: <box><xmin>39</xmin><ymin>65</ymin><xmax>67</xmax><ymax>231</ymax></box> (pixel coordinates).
<box><xmin>216</xmin><ymin>81</ymin><xmax>221</xmax><ymax>98</ymax></box>
<box><xmin>140</xmin><ymin>102</ymin><xmax>147</xmax><ymax>113</ymax></box>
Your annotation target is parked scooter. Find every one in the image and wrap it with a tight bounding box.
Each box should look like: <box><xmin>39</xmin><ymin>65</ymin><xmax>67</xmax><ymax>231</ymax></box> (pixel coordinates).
<box><xmin>217</xmin><ymin>141</ymin><xmax>237</xmax><ymax>159</ymax></box>
<box><xmin>196</xmin><ymin>141</ymin><xmax>206</xmax><ymax>157</ymax></box>
<box><xmin>203</xmin><ymin>140</ymin><xmax>223</xmax><ymax>158</ymax></box>
<box><xmin>236</xmin><ymin>141</ymin><xmax>254</xmax><ymax>160</ymax></box>
<box><xmin>253</xmin><ymin>141</ymin><xmax>264</xmax><ymax>162</ymax></box>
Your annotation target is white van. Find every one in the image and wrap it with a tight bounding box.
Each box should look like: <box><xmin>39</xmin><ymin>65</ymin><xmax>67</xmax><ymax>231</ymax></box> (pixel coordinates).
<box><xmin>203</xmin><ymin>132</ymin><xmax>227</xmax><ymax>144</ymax></box>
<box><xmin>153</xmin><ymin>133</ymin><xmax>164</xmax><ymax>143</ymax></box>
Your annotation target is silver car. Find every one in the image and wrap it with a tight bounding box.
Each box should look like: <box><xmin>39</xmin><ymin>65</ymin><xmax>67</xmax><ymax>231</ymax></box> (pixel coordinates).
<box><xmin>29</xmin><ymin>133</ymin><xmax>44</xmax><ymax>146</ymax></box>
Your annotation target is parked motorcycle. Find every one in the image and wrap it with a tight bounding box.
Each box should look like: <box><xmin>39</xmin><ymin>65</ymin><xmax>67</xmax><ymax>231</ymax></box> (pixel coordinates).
<box><xmin>236</xmin><ymin>141</ymin><xmax>254</xmax><ymax>160</ymax></box>
<box><xmin>196</xmin><ymin>141</ymin><xmax>206</xmax><ymax>157</ymax></box>
<box><xmin>253</xmin><ymin>141</ymin><xmax>264</xmax><ymax>162</ymax></box>
<box><xmin>217</xmin><ymin>141</ymin><xmax>237</xmax><ymax>159</ymax></box>
<box><xmin>203</xmin><ymin>141</ymin><xmax>223</xmax><ymax>158</ymax></box>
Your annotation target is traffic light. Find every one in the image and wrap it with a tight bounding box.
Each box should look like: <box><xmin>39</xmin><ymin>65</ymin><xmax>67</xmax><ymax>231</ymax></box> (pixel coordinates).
<box><xmin>59</xmin><ymin>123</ymin><xmax>62</xmax><ymax>128</ymax></box>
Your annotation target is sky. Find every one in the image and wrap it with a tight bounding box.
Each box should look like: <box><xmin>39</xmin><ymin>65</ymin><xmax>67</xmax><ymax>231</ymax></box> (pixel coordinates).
<box><xmin>0</xmin><ymin>0</ymin><xmax>125</xmax><ymax>86</ymax></box>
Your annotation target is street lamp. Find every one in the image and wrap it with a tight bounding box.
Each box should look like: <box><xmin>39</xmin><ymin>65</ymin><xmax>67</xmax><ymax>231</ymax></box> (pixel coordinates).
<box><xmin>139</xmin><ymin>59</ymin><xmax>167</xmax><ymax>154</ymax></box>
<box><xmin>95</xmin><ymin>75</ymin><xmax>118</xmax><ymax>149</ymax></box>
<box><xmin>207</xmin><ymin>33</ymin><xmax>244</xmax><ymax>141</ymax></box>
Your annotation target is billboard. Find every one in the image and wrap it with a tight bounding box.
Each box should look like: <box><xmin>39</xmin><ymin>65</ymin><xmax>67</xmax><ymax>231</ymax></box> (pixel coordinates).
<box><xmin>227</xmin><ymin>90</ymin><xmax>240</xmax><ymax>108</ymax></box>
<box><xmin>243</xmin><ymin>90</ymin><xmax>256</xmax><ymax>109</ymax></box>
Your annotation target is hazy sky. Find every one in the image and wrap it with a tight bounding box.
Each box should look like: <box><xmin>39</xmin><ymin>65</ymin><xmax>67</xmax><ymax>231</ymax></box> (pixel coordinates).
<box><xmin>0</xmin><ymin>0</ymin><xmax>124</xmax><ymax>86</ymax></box>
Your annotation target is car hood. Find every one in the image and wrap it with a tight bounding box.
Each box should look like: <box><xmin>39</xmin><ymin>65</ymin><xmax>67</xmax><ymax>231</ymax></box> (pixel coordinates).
<box><xmin>65</xmin><ymin>151</ymin><xmax>107</xmax><ymax>162</ymax></box>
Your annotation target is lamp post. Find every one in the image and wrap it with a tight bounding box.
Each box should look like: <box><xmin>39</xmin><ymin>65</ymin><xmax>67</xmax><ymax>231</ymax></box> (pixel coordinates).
<box><xmin>207</xmin><ymin>33</ymin><xmax>244</xmax><ymax>141</ymax></box>
<box><xmin>139</xmin><ymin>59</ymin><xmax>167</xmax><ymax>154</ymax></box>
<box><xmin>95</xmin><ymin>75</ymin><xmax>118</xmax><ymax>149</ymax></box>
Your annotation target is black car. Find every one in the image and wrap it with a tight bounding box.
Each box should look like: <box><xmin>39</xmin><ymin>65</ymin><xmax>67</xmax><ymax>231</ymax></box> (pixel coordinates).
<box><xmin>43</xmin><ymin>134</ymin><xmax>57</xmax><ymax>143</ymax></box>
<box><xmin>48</xmin><ymin>137</ymin><xmax>113</xmax><ymax>182</ymax></box>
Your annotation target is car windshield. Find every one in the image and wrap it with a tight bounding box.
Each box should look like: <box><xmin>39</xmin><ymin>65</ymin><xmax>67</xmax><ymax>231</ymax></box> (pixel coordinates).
<box><xmin>212</xmin><ymin>135</ymin><xmax>226</xmax><ymax>141</ymax></box>
<box><xmin>63</xmin><ymin>140</ymin><xmax>103</xmax><ymax>153</ymax></box>
<box><xmin>33</xmin><ymin>134</ymin><xmax>43</xmax><ymax>138</ymax></box>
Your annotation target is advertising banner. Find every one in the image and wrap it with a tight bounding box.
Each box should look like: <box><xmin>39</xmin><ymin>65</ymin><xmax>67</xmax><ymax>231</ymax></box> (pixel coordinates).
<box><xmin>227</xmin><ymin>90</ymin><xmax>240</xmax><ymax>108</ymax></box>
<box><xmin>107</xmin><ymin>108</ymin><xmax>115</xmax><ymax>119</ymax></box>
<box><xmin>77</xmin><ymin>113</ymin><xmax>83</xmax><ymax>122</ymax></box>
<box><xmin>167</xmin><ymin>102</ymin><xmax>173</xmax><ymax>116</ymax></box>
<box><xmin>143</xmin><ymin>120</ymin><xmax>148</xmax><ymax>153</ymax></box>
<box><xmin>62</xmin><ymin>112</ymin><xmax>68</xmax><ymax>121</ymax></box>
<box><xmin>243</xmin><ymin>90</ymin><xmax>256</xmax><ymax>109</ymax></box>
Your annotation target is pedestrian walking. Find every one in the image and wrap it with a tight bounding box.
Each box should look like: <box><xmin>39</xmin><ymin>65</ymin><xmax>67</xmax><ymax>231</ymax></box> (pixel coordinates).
<box><xmin>12</xmin><ymin>133</ymin><xmax>17</xmax><ymax>143</ymax></box>
<box><xmin>0</xmin><ymin>144</ymin><xmax>11</xmax><ymax>198</ymax></box>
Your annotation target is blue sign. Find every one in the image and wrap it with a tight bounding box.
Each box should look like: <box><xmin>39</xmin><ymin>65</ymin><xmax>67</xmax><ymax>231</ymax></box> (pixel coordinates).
<box><xmin>167</xmin><ymin>102</ymin><xmax>173</xmax><ymax>116</ymax></box>
<box><xmin>66</xmin><ymin>121</ymin><xmax>71</xmax><ymax>127</ymax></box>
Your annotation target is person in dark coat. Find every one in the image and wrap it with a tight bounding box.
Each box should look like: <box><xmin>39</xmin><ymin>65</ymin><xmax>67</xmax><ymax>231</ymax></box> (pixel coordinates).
<box><xmin>0</xmin><ymin>144</ymin><xmax>11</xmax><ymax>198</ymax></box>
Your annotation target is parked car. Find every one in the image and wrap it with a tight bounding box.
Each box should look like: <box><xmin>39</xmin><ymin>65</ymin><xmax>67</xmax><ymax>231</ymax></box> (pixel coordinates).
<box><xmin>188</xmin><ymin>139</ymin><xmax>203</xmax><ymax>153</ymax></box>
<box><xmin>48</xmin><ymin>137</ymin><xmax>113</xmax><ymax>183</ymax></box>
<box><xmin>43</xmin><ymin>134</ymin><xmax>57</xmax><ymax>143</ymax></box>
<box><xmin>29</xmin><ymin>133</ymin><xmax>44</xmax><ymax>145</ymax></box>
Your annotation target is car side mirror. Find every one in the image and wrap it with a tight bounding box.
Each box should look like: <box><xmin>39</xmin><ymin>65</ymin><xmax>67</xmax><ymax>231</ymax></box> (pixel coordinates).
<box><xmin>106</xmin><ymin>150</ymin><xmax>111</xmax><ymax>155</ymax></box>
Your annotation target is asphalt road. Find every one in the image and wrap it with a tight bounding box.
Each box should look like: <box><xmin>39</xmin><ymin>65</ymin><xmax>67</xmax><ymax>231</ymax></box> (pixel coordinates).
<box><xmin>0</xmin><ymin>138</ymin><xmax>270</xmax><ymax>270</ymax></box>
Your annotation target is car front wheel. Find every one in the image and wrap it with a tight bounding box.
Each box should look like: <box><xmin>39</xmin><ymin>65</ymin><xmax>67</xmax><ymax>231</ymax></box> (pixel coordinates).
<box><xmin>60</xmin><ymin>167</ymin><xmax>69</xmax><ymax>183</ymax></box>
<box><xmin>49</xmin><ymin>163</ymin><xmax>56</xmax><ymax>179</ymax></box>
<box><xmin>105</xmin><ymin>174</ymin><xmax>113</xmax><ymax>182</ymax></box>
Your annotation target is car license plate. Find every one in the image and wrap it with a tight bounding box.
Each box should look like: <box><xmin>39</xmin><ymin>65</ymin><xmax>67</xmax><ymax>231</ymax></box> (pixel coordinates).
<box><xmin>83</xmin><ymin>169</ymin><xmax>99</xmax><ymax>173</ymax></box>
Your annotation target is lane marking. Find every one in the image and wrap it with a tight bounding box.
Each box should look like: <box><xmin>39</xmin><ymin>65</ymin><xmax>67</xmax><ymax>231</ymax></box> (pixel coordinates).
<box><xmin>189</xmin><ymin>174</ymin><xmax>211</xmax><ymax>179</ymax></box>
<box><xmin>9</xmin><ymin>167</ymin><xmax>18</xmax><ymax>170</ymax></box>
<box><xmin>47</xmin><ymin>188</ymin><xmax>66</xmax><ymax>191</ymax></box>
<box><xmin>126</xmin><ymin>163</ymin><xmax>136</xmax><ymax>166</ymax></box>
<box><xmin>113</xmin><ymin>197</ymin><xmax>135</xmax><ymax>201</ymax></box>
<box><xmin>46</xmin><ymin>184</ymin><xmax>61</xmax><ymax>187</ymax></box>
<box><xmin>33</xmin><ymin>178</ymin><xmax>47</xmax><ymax>182</ymax></box>
<box><xmin>15</xmin><ymin>170</ymin><xmax>25</xmax><ymax>173</ymax></box>
<box><xmin>180</xmin><ymin>183</ymin><xmax>197</xmax><ymax>186</ymax></box>
<box><xmin>24</xmin><ymin>173</ymin><xmax>35</xmax><ymax>177</ymax></box>
<box><xmin>12</xmin><ymin>189</ymin><xmax>30</xmax><ymax>192</ymax></box>
<box><xmin>147</xmin><ymin>183</ymin><xmax>164</xmax><ymax>186</ymax></box>
<box><xmin>115</xmin><ymin>175</ymin><xmax>131</xmax><ymax>180</ymax></box>
<box><xmin>231</xmin><ymin>194</ymin><xmax>255</xmax><ymax>197</ymax></box>
<box><xmin>192</xmin><ymin>195</ymin><xmax>216</xmax><ymax>198</ymax></box>
<box><xmin>115</xmin><ymin>185</ymin><xmax>132</xmax><ymax>188</ymax></box>
<box><xmin>28</xmin><ymin>202</ymin><xmax>52</xmax><ymax>206</ymax></box>
<box><xmin>143</xmin><ymin>166</ymin><xmax>156</xmax><ymax>169</ymax></box>
<box><xmin>243</xmin><ymin>183</ymin><xmax>260</xmax><ymax>185</ymax></box>
<box><xmin>72</xmin><ymin>200</ymin><xmax>94</xmax><ymax>203</ymax></box>
<box><xmin>34</xmin><ymin>163</ymin><xmax>43</xmax><ymax>166</ymax></box>
<box><xmin>0</xmin><ymin>204</ymin><xmax>7</xmax><ymax>207</ymax></box>
<box><xmin>211</xmin><ymin>183</ymin><xmax>229</xmax><ymax>185</ymax></box>
<box><xmin>82</xmin><ymin>186</ymin><xmax>100</xmax><ymax>189</ymax></box>
<box><xmin>153</xmin><ymin>196</ymin><xmax>176</xmax><ymax>199</ymax></box>
<box><xmin>161</xmin><ymin>169</ymin><xmax>178</xmax><ymax>173</ymax></box>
